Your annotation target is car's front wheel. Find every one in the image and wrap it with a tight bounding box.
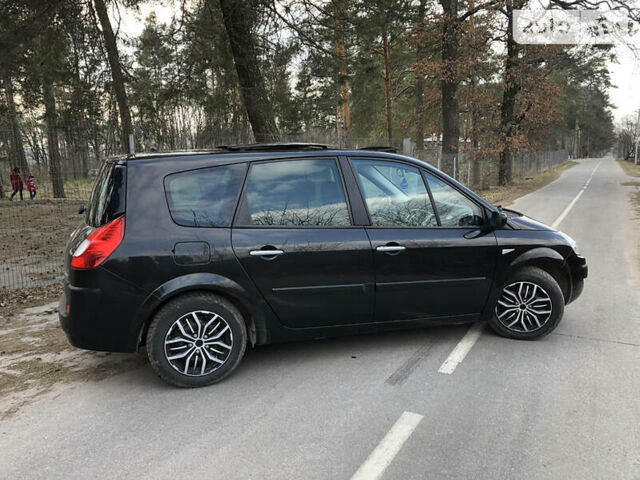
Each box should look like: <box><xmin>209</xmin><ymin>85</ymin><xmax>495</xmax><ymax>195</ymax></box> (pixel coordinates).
<box><xmin>146</xmin><ymin>292</ymin><xmax>247</xmax><ymax>387</ymax></box>
<box><xmin>488</xmin><ymin>267</ymin><xmax>564</xmax><ymax>340</ymax></box>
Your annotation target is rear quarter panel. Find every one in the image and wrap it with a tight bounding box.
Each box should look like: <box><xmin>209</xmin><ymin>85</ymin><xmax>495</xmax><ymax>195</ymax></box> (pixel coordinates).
<box><xmin>101</xmin><ymin>158</ymin><xmax>281</xmax><ymax>346</ymax></box>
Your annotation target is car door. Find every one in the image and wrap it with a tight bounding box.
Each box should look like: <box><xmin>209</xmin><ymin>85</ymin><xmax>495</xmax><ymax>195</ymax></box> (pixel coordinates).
<box><xmin>232</xmin><ymin>157</ymin><xmax>375</xmax><ymax>328</ymax></box>
<box><xmin>350</xmin><ymin>158</ymin><xmax>497</xmax><ymax>322</ymax></box>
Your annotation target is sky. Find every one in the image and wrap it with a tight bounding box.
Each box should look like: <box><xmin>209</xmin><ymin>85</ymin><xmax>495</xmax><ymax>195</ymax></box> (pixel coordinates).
<box><xmin>609</xmin><ymin>46</ymin><xmax>640</xmax><ymax>122</ymax></box>
<box><xmin>118</xmin><ymin>2</ymin><xmax>640</xmax><ymax>124</ymax></box>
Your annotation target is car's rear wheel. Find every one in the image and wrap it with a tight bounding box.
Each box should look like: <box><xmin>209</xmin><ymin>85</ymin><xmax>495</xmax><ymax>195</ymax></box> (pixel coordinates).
<box><xmin>146</xmin><ymin>292</ymin><xmax>247</xmax><ymax>387</ymax></box>
<box><xmin>488</xmin><ymin>267</ymin><xmax>564</xmax><ymax>339</ymax></box>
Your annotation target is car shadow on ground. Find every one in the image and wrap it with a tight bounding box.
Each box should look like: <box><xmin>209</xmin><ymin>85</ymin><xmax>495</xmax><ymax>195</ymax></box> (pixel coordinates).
<box><xmin>126</xmin><ymin>322</ymin><xmax>473</xmax><ymax>391</ymax></box>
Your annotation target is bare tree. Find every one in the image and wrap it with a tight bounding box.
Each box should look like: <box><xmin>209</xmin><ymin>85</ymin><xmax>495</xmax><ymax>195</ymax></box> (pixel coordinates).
<box><xmin>438</xmin><ymin>0</ymin><xmax>497</xmax><ymax>177</ymax></box>
<box><xmin>2</xmin><ymin>74</ymin><xmax>29</xmax><ymax>175</ymax></box>
<box><xmin>218</xmin><ymin>0</ymin><xmax>279</xmax><ymax>142</ymax></box>
<box><xmin>43</xmin><ymin>82</ymin><xmax>66</xmax><ymax>198</ymax></box>
<box><xmin>93</xmin><ymin>0</ymin><xmax>133</xmax><ymax>153</ymax></box>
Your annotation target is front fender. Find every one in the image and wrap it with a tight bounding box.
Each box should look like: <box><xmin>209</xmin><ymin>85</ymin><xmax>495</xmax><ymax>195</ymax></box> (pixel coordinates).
<box><xmin>480</xmin><ymin>246</ymin><xmax>567</xmax><ymax>321</ymax></box>
<box><xmin>505</xmin><ymin>247</ymin><xmax>565</xmax><ymax>277</ymax></box>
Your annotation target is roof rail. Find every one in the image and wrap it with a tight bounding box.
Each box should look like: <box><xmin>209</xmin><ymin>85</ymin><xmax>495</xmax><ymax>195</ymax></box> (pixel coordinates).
<box><xmin>215</xmin><ymin>142</ymin><xmax>329</xmax><ymax>152</ymax></box>
<box><xmin>358</xmin><ymin>146</ymin><xmax>398</xmax><ymax>153</ymax></box>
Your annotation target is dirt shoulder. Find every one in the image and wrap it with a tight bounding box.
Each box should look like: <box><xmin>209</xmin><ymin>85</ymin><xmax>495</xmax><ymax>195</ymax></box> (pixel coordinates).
<box><xmin>477</xmin><ymin>161</ymin><xmax>578</xmax><ymax>207</ymax></box>
<box><xmin>618</xmin><ymin>159</ymin><xmax>640</xmax><ymax>282</ymax></box>
<box><xmin>0</xmin><ymin>302</ymin><xmax>146</xmax><ymax>419</ymax></box>
<box><xmin>617</xmin><ymin>158</ymin><xmax>640</xmax><ymax>177</ymax></box>
<box><xmin>0</xmin><ymin>282</ymin><xmax>63</xmax><ymax>318</ymax></box>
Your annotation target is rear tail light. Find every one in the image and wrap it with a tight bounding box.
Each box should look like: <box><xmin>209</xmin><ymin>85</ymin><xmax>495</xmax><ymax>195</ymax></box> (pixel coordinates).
<box><xmin>71</xmin><ymin>216</ymin><xmax>125</xmax><ymax>269</ymax></box>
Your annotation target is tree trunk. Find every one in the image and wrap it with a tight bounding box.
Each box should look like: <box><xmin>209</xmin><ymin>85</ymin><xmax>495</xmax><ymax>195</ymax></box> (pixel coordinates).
<box><xmin>414</xmin><ymin>0</ymin><xmax>427</xmax><ymax>151</ymax></box>
<box><xmin>415</xmin><ymin>79</ymin><xmax>425</xmax><ymax>151</ymax></box>
<box><xmin>78</xmin><ymin>125</ymin><xmax>90</xmax><ymax>177</ymax></box>
<box><xmin>498</xmin><ymin>0</ymin><xmax>528</xmax><ymax>186</ymax></box>
<box><xmin>2</xmin><ymin>74</ymin><xmax>29</xmax><ymax>175</ymax></box>
<box><xmin>43</xmin><ymin>82</ymin><xmax>66</xmax><ymax>198</ymax></box>
<box><xmin>498</xmin><ymin>2</ymin><xmax>520</xmax><ymax>186</ymax></box>
<box><xmin>332</xmin><ymin>0</ymin><xmax>351</xmax><ymax>148</ymax></box>
<box><xmin>218</xmin><ymin>0</ymin><xmax>279</xmax><ymax>143</ymax></box>
<box><xmin>94</xmin><ymin>0</ymin><xmax>133</xmax><ymax>154</ymax></box>
<box><xmin>468</xmin><ymin>0</ymin><xmax>481</xmax><ymax>188</ymax></box>
<box><xmin>71</xmin><ymin>32</ymin><xmax>90</xmax><ymax>177</ymax></box>
<box><xmin>336</xmin><ymin>105</ymin><xmax>342</xmax><ymax>145</ymax></box>
<box><xmin>382</xmin><ymin>32</ymin><xmax>393</xmax><ymax>146</ymax></box>
<box><xmin>470</xmin><ymin>77</ymin><xmax>481</xmax><ymax>188</ymax></box>
<box><xmin>439</xmin><ymin>0</ymin><xmax>459</xmax><ymax>177</ymax></box>
<box><xmin>92</xmin><ymin>134</ymin><xmax>102</xmax><ymax>165</ymax></box>
<box><xmin>573</xmin><ymin>116</ymin><xmax>580</xmax><ymax>159</ymax></box>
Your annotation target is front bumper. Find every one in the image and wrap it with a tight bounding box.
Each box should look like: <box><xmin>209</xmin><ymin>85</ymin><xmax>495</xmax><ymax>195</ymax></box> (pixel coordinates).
<box><xmin>567</xmin><ymin>253</ymin><xmax>587</xmax><ymax>304</ymax></box>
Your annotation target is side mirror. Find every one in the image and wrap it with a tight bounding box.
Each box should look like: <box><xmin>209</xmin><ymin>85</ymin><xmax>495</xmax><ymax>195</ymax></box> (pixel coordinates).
<box><xmin>78</xmin><ymin>205</ymin><xmax>87</xmax><ymax>215</ymax></box>
<box><xmin>488</xmin><ymin>210</ymin><xmax>508</xmax><ymax>230</ymax></box>
<box><xmin>466</xmin><ymin>210</ymin><xmax>507</xmax><ymax>238</ymax></box>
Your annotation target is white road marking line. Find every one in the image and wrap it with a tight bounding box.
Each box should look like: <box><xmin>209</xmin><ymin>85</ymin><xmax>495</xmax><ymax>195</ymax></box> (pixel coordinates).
<box><xmin>551</xmin><ymin>160</ymin><xmax>601</xmax><ymax>228</ymax></box>
<box><xmin>350</xmin><ymin>411</ymin><xmax>424</xmax><ymax>480</ymax></box>
<box><xmin>437</xmin><ymin>323</ymin><xmax>485</xmax><ymax>374</ymax></box>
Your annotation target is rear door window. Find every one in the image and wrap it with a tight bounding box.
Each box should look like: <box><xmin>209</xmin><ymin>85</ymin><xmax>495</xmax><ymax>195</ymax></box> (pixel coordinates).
<box><xmin>238</xmin><ymin>158</ymin><xmax>351</xmax><ymax>227</ymax></box>
<box><xmin>164</xmin><ymin>163</ymin><xmax>246</xmax><ymax>227</ymax></box>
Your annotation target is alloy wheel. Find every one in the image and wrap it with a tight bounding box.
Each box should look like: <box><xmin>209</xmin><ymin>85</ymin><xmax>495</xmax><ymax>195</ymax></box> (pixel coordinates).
<box><xmin>164</xmin><ymin>310</ymin><xmax>234</xmax><ymax>376</ymax></box>
<box><xmin>495</xmin><ymin>281</ymin><xmax>553</xmax><ymax>333</ymax></box>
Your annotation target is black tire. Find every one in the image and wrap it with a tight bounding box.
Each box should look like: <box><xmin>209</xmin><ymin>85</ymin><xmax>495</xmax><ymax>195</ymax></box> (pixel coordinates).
<box><xmin>146</xmin><ymin>292</ymin><xmax>247</xmax><ymax>387</ymax></box>
<box><xmin>488</xmin><ymin>266</ymin><xmax>564</xmax><ymax>340</ymax></box>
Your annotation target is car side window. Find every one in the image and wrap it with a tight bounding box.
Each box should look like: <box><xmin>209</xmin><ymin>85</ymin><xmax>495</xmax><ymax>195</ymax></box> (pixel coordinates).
<box><xmin>423</xmin><ymin>172</ymin><xmax>484</xmax><ymax>227</ymax></box>
<box><xmin>352</xmin><ymin>159</ymin><xmax>437</xmax><ymax>227</ymax></box>
<box><xmin>164</xmin><ymin>163</ymin><xmax>246</xmax><ymax>227</ymax></box>
<box><xmin>240</xmin><ymin>158</ymin><xmax>351</xmax><ymax>227</ymax></box>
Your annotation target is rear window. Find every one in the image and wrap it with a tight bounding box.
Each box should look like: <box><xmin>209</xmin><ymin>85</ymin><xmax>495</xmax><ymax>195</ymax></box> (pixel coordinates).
<box><xmin>164</xmin><ymin>163</ymin><xmax>246</xmax><ymax>227</ymax></box>
<box><xmin>86</xmin><ymin>161</ymin><xmax>126</xmax><ymax>227</ymax></box>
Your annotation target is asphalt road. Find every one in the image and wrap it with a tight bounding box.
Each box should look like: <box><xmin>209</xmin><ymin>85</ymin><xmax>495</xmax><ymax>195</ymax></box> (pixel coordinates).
<box><xmin>1</xmin><ymin>156</ymin><xmax>638</xmax><ymax>479</ymax></box>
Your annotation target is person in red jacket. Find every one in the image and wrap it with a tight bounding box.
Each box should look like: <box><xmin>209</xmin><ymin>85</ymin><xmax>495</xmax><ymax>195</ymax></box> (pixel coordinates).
<box><xmin>26</xmin><ymin>174</ymin><xmax>37</xmax><ymax>200</ymax></box>
<box><xmin>10</xmin><ymin>166</ymin><xmax>24</xmax><ymax>201</ymax></box>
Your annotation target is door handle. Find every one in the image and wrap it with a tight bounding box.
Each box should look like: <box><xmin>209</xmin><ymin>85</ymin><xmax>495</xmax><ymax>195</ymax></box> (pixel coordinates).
<box><xmin>376</xmin><ymin>245</ymin><xmax>406</xmax><ymax>252</ymax></box>
<box><xmin>250</xmin><ymin>249</ymin><xmax>284</xmax><ymax>256</ymax></box>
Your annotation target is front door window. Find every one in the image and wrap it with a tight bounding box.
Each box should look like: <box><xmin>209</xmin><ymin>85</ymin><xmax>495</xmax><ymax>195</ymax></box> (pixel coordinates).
<box><xmin>423</xmin><ymin>172</ymin><xmax>484</xmax><ymax>227</ymax></box>
<box><xmin>352</xmin><ymin>159</ymin><xmax>437</xmax><ymax>227</ymax></box>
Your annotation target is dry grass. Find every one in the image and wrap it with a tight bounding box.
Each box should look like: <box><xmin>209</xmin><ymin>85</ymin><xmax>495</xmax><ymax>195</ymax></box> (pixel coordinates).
<box><xmin>617</xmin><ymin>158</ymin><xmax>640</xmax><ymax>177</ymax></box>
<box><xmin>0</xmin><ymin>201</ymin><xmax>84</xmax><ymax>289</ymax></box>
<box><xmin>477</xmin><ymin>161</ymin><xmax>578</xmax><ymax>207</ymax></box>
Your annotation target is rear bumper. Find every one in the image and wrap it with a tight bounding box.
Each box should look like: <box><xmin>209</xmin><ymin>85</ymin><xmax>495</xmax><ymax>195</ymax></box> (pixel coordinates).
<box><xmin>59</xmin><ymin>289</ymin><xmax>104</xmax><ymax>351</ymax></box>
<box><xmin>59</xmin><ymin>269</ymin><xmax>147</xmax><ymax>353</ymax></box>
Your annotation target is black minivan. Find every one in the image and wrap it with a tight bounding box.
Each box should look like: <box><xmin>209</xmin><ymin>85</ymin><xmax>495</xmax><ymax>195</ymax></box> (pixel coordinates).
<box><xmin>59</xmin><ymin>143</ymin><xmax>587</xmax><ymax>387</ymax></box>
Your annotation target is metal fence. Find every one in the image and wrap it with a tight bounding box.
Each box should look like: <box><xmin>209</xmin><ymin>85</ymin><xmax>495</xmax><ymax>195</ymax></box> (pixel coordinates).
<box><xmin>410</xmin><ymin>146</ymin><xmax>569</xmax><ymax>189</ymax></box>
<box><xmin>0</xmin><ymin>124</ymin><xmax>568</xmax><ymax>290</ymax></box>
